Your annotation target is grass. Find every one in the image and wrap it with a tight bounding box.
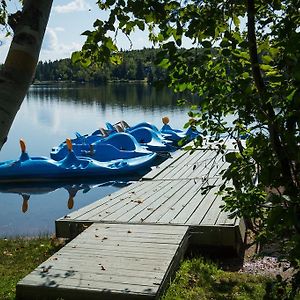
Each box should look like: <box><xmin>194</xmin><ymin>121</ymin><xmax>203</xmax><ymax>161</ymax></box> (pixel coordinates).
<box><xmin>162</xmin><ymin>257</ymin><xmax>268</xmax><ymax>300</ymax></box>
<box><xmin>1</xmin><ymin>237</ymin><xmax>295</xmax><ymax>300</ymax></box>
<box><xmin>0</xmin><ymin>236</ymin><xmax>64</xmax><ymax>300</ymax></box>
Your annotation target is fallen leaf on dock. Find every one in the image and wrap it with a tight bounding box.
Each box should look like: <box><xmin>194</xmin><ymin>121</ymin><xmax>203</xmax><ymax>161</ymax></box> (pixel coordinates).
<box><xmin>42</xmin><ymin>266</ymin><xmax>51</xmax><ymax>273</ymax></box>
<box><xmin>134</xmin><ymin>199</ymin><xmax>144</xmax><ymax>204</ymax></box>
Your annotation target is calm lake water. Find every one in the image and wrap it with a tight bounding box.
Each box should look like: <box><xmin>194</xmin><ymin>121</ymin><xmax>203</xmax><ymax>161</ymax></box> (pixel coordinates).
<box><xmin>0</xmin><ymin>83</ymin><xmax>194</xmax><ymax>237</ymax></box>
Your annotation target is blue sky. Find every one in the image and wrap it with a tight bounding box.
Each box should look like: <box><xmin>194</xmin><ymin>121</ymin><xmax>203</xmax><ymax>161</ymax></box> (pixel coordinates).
<box><xmin>0</xmin><ymin>0</ymin><xmax>153</xmax><ymax>63</ymax></box>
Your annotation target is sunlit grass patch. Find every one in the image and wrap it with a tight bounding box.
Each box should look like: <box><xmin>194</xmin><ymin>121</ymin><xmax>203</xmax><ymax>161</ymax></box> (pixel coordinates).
<box><xmin>0</xmin><ymin>236</ymin><xmax>64</xmax><ymax>300</ymax></box>
<box><xmin>162</xmin><ymin>257</ymin><xmax>268</xmax><ymax>300</ymax></box>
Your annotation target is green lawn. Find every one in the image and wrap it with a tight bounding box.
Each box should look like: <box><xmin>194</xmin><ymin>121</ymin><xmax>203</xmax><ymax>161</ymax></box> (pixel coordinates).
<box><xmin>0</xmin><ymin>237</ymin><xmax>63</xmax><ymax>300</ymax></box>
<box><xmin>162</xmin><ymin>257</ymin><xmax>268</xmax><ymax>300</ymax></box>
<box><xmin>1</xmin><ymin>237</ymin><xmax>295</xmax><ymax>300</ymax></box>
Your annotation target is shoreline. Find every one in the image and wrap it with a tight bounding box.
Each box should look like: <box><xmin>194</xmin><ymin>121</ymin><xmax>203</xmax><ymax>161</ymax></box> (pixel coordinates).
<box><xmin>32</xmin><ymin>79</ymin><xmax>149</xmax><ymax>85</ymax></box>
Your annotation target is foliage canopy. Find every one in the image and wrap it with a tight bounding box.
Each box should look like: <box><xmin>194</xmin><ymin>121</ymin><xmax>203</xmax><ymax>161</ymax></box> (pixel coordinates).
<box><xmin>74</xmin><ymin>0</ymin><xmax>300</xmax><ymax>296</ymax></box>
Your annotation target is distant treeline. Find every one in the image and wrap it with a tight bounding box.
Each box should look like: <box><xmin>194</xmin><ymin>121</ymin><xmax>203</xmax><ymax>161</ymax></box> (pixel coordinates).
<box><xmin>35</xmin><ymin>48</ymin><xmax>167</xmax><ymax>84</ymax></box>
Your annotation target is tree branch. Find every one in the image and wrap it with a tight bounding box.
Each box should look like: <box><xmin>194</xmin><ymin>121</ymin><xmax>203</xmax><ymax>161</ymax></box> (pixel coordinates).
<box><xmin>247</xmin><ymin>0</ymin><xmax>300</xmax><ymax>231</ymax></box>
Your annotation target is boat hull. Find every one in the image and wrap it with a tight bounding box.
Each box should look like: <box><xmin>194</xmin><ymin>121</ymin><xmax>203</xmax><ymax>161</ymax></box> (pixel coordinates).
<box><xmin>0</xmin><ymin>152</ymin><xmax>157</xmax><ymax>183</ymax></box>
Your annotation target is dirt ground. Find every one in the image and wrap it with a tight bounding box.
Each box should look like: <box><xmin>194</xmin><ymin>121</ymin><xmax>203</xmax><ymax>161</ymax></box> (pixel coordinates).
<box><xmin>237</xmin><ymin>231</ymin><xmax>292</xmax><ymax>279</ymax></box>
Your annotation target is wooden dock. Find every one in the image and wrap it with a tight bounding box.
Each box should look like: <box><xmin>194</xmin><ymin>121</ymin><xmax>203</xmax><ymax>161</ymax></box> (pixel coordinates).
<box><xmin>17</xmin><ymin>223</ymin><xmax>189</xmax><ymax>300</ymax></box>
<box><xmin>16</xmin><ymin>143</ymin><xmax>246</xmax><ymax>300</ymax></box>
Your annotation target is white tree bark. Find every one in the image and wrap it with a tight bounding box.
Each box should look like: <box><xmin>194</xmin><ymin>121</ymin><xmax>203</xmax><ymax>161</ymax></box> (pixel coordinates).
<box><xmin>0</xmin><ymin>0</ymin><xmax>53</xmax><ymax>149</ymax></box>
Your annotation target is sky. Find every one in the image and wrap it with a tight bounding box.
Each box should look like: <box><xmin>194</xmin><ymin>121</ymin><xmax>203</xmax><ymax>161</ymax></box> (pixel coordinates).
<box><xmin>0</xmin><ymin>0</ymin><xmax>153</xmax><ymax>63</ymax></box>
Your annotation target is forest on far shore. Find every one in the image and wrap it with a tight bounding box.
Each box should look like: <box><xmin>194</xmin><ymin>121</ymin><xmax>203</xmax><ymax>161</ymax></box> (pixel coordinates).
<box><xmin>34</xmin><ymin>48</ymin><xmax>166</xmax><ymax>84</ymax></box>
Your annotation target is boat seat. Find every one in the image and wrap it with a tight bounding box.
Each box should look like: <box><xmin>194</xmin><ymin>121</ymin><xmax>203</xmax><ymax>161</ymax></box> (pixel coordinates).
<box><xmin>114</xmin><ymin>124</ymin><xmax>124</xmax><ymax>132</ymax></box>
<box><xmin>120</xmin><ymin>120</ymin><xmax>130</xmax><ymax>129</ymax></box>
<box><xmin>99</xmin><ymin>128</ymin><xmax>109</xmax><ymax>137</ymax></box>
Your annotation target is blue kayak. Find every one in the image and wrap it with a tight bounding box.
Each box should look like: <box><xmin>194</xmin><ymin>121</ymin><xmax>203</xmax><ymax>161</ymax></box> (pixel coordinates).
<box><xmin>51</xmin><ymin>132</ymin><xmax>151</xmax><ymax>161</ymax></box>
<box><xmin>0</xmin><ymin>140</ymin><xmax>157</xmax><ymax>183</ymax></box>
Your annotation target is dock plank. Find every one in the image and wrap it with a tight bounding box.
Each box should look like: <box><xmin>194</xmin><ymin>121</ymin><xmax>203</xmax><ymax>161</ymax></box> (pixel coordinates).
<box><xmin>72</xmin><ymin>181</ymin><xmax>155</xmax><ymax>221</ymax></box>
<box><xmin>143</xmin><ymin>149</ymin><xmax>187</xmax><ymax>180</ymax></box>
<box><xmin>99</xmin><ymin>180</ymin><xmax>172</xmax><ymax>222</ymax></box>
<box><xmin>123</xmin><ymin>180</ymin><xmax>188</xmax><ymax>223</ymax></box>
<box><xmin>187</xmin><ymin>177</ymin><xmax>223</xmax><ymax>225</ymax></box>
<box><xmin>171</xmin><ymin>178</ymin><xmax>220</xmax><ymax>225</ymax></box>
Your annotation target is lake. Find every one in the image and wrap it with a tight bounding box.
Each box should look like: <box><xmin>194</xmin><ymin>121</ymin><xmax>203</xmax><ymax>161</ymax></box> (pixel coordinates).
<box><xmin>0</xmin><ymin>83</ymin><xmax>194</xmax><ymax>237</ymax></box>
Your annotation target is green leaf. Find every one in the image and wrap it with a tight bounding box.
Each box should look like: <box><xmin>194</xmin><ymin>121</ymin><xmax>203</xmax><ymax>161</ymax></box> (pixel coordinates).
<box><xmin>201</xmin><ymin>40</ymin><xmax>212</xmax><ymax>48</ymax></box>
<box><xmin>71</xmin><ymin>51</ymin><xmax>81</xmax><ymax>64</ymax></box>
<box><xmin>260</xmin><ymin>64</ymin><xmax>272</xmax><ymax>71</ymax></box>
<box><xmin>287</xmin><ymin>89</ymin><xmax>297</xmax><ymax>102</ymax></box>
<box><xmin>81</xmin><ymin>58</ymin><xmax>92</xmax><ymax>67</ymax></box>
<box><xmin>242</xmin><ymin>72</ymin><xmax>250</xmax><ymax>79</ymax></box>
<box><xmin>262</xmin><ymin>55</ymin><xmax>273</xmax><ymax>64</ymax></box>
<box><xmin>220</xmin><ymin>38</ymin><xmax>230</xmax><ymax>47</ymax></box>
<box><xmin>136</xmin><ymin>20</ymin><xmax>145</xmax><ymax>31</ymax></box>
<box><xmin>225</xmin><ymin>152</ymin><xmax>238</xmax><ymax>163</ymax></box>
<box><xmin>110</xmin><ymin>55</ymin><xmax>122</xmax><ymax>65</ymax></box>
<box><xmin>158</xmin><ymin>58</ymin><xmax>170</xmax><ymax>68</ymax></box>
<box><xmin>177</xmin><ymin>83</ymin><xmax>187</xmax><ymax>92</ymax></box>
<box><xmin>93</xmin><ymin>19</ymin><xmax>103</xmax><ymax>27</ymax></box>
<box><xmin>81</xmin><ymin>30</ymin><xmax>92</xmax><ymax>36</ymax></box>
<box><xmin>222</xmin><ymin>48</ymin><xmax>231</xmax><ymax>56</ymax></box>
<box><xmin>233</xmin><ymin>15</ymin><xmax>240</xmax><ymax>27</ymax></box>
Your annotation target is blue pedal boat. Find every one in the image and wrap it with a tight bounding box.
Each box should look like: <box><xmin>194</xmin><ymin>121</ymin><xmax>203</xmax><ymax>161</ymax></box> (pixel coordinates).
<box><xmin>105</xmin><ymin>122</ymin><xmax>175</xmax><ymax>152</ymax></box>
<box><xmin>0</xmin><ymin>139</ymin><xmax>157</xmax><ymax>183</ymax></box>
<box><xmin>51</xmin><ymin>132</ymin><xmax>152</xmax><ymax>161</ymax></box>
<box><xmin>109</xmin><ymin>118</ymin><xmax>200</xmax><ymax>144</ymax></box>
<box><xmin>160</xmin><ymin>116</ymin><xmax>200</xmax><ymax>143</ymax></box>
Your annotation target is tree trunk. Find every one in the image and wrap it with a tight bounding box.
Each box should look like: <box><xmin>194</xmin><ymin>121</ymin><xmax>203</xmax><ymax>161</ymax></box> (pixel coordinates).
<box><xmin>0</xmin><ymin>0</ymin><xmax>53</xmax><ymax>149</ymax></box>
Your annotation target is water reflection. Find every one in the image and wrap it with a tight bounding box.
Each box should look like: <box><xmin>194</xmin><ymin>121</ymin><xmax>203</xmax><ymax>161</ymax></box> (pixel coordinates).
<box><xmin>28</xmin><ymin>83</ymin><xmax>192</xmax><ymax>108</ymax></box>
<box><xmin>0</xmin><ymin>180</ymin><xmax>130</xmax><ymax>214</ymax></box>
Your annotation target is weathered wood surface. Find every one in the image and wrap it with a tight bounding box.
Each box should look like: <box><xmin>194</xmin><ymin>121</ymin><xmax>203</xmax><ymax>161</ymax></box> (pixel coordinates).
<box><xmin>56</xmin><ymin>148</ymin><xmax>243</xmax><ymax>249</ymax></box>
<box><xmin>17</xmin><ymin>223</ymin><xmax>189</xmax><ymax>300</ymax></box>
<box><xmin>144</xmin><ymin>146</ymin><xmax>228</xmax><ymax>181</ymax></box>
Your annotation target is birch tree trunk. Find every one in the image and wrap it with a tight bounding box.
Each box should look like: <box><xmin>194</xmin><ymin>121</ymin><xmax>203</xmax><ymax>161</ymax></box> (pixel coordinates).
<box><xmin>0</xmin><ymin>0</ymin><xmax>53</xmax><ymax>150</ymax></box>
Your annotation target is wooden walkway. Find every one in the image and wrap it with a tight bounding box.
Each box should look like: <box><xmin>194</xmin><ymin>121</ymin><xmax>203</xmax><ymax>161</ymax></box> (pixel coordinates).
<box><xmin>17</xmin><ymin>223</ymin><xmax>189</xmax><ymax>300</ymax></box>
<box><xmin>16</xmin><ymin>142</ymin><xmax>246</xmax><ymax>300</ymax></box>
